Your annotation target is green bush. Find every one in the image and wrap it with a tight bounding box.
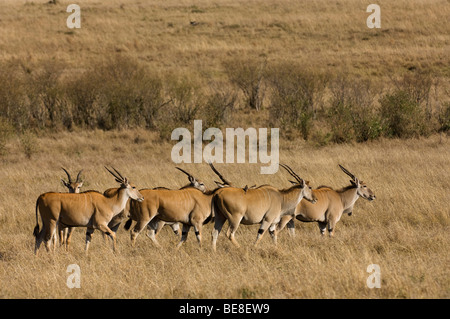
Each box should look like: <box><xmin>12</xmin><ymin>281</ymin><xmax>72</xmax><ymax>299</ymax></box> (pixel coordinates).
<box><xmin>326</xmin><ymin>76</ymin><xmax>383</xmax><ymax>143</ymax></box>
<box><xmin>65</xmin><ymin>71</ymin><xmax>101</xmax><ymax>129</ymax></box>
<box><xmin>99</xmin><ymin>57</ymin><xmax>164</xmax><ymax>130</ymax></box>
<box><xmin>352</xmin><ymin>110</ymin><xmax>383</xmax><ymax>142</ymax></box>
<box><xmin>66</xmin><ymin>57</ymin><xmax>165</xmax><ymax>130</ymax></box>
<box><xmin>392</xmin><ymin>72</ymin><xmax>433</xmax><ymax>107</ymax></box>
<box><xmin>379</xmin><ymin>90</ymin><xmax>428</xmax><ymax>138</ymax></box>
<box><xmin>437</xmin><ymin>102</ymin><xmax>450</xmax><ymax>133</ymax></box>
<box><xmin>203</xmin><ymin>86</ymin><xmax>236</xmax><ymax>127</ymax></box>
<box><xmin>327</xmin><ymin>101</ymin><xmax>355</xmax><ymax>143</ymax></box>
<box><xmin>223</xmin><ymin>57</ymin><xmax>266</xmax><ymax>110</ymax></box>
<box><xmin>0</xmin><ymin>61</ymin><xmax>30</xmax><ymax>131</ymax></box>
<box><xmin>28</xmin><ymin>60</ymin><xmax>67</xmax><ymax>130</ymax></box>
<box><xmin>267</xmin><ymin>63</ymin><xmax>325</xmax><ymax>140</ymax></box>
<box><xmin>164</xmin><ymin>75</ymin><xmax>202</xmax><ymax>125</ymax></box>
<box><xmin>269</xmin><ymin>87</ymin><xmax>315</xmax><ymax>140</ymax></box>
<box><xmin>0</xmin><ymin>117</ymin><xmax>14</xmax><ymax>155</ymax></box>
<box><xmin>0</xmin><ymin>57</ymin><xmax>446</xmax><ymax>144</ymax></box>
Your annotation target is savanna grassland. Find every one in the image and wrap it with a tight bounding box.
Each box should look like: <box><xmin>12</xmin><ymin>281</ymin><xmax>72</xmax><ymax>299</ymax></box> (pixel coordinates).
<box><xmin>0</xmin><ymin>0</ymin><xmax>449</xmax><ymax>299</ymax></box>
<box><xmin>0</xmin><ymin>131</ymin><xmax>449</xmax><ymax>299</ymax></box>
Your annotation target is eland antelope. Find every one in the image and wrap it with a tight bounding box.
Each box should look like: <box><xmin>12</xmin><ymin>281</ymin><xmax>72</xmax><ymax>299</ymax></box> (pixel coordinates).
<box><xmin>279</xmin><ymin>164</ymin><xmax>376</xmax><ymax>237</ymax></box>
<box><xmin>211</xmin><ymin>164</ymin><xmax>317</xmax><ymax>251</ymax></box>
<box><xmin>122</xmin><ymin>166</ymin><xmax>214</xmax><ymax>243</ymax></box>
<box><xmin>57</xmin><ymin>168</ymin><xmax>83</xmax><ymax>250</ymax></box>
<box><xmin>145</xmin><ymin>167</ymin><xmax>207</xmax><ymax>238</ymax></box>
<box><xmin>33</xmin><ymin>167</ymin><xmax>144</xmax><ymax>254</ymax></box>
<box><xmin>61</xmin><ymin>167</ymin><xmax>83</xmax><ymax>194</ymax></box>
<box><xmin>58</xmin><ymin>183</ymin><xmax>135</xmax><ymax>252</ymax></box>
<box><xmin>145</xmin><ymin>163</ymin><xmax>236</xmax><ymax>239</ymax></box>
<box><xmin>124</xmin><ymin>164</ymin><xmax>233</xmax><ymax>249</ymax></box>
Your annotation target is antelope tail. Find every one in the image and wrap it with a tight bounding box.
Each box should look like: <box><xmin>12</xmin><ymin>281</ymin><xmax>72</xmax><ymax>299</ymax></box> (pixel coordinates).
<box><xmin>33</xmin><ymin>198</ymin><xmax>40</xmax><ymax>238</ymax></box>
<box><xmin>208</xmin><ymin>195</ymin><xmax>222</xmax><ymax>225</ymax></box>
<box><xmin>204</xmin><ymin>197</ymin><xmax>216</xmax><ymax>225</ymax></box>
<box><xmin>203</xmin><ymin>214</ymin><xmax>212</xmax><ymax>225</ymax></box>
<box><xmin>124</xmin><ymin>218</ymin><xmax>133</xmax><ymax>231</ymax></box>
<box><xmin>211</xmin><ymin>197</ymin><xmax>216</xmax><ymax>221</ymax></box>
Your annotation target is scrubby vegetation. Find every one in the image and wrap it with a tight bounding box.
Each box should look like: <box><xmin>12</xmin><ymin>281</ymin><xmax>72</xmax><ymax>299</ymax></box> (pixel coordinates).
<box><xmin>0</xmin><ymin>56</ymin><xmax>447</xmax><ymax>151</ymax></box>
<box><xmin>0</xmin><ymin>0</ymin><xmax>448</xmax><ymax>299</ymax></box>
<box><xmin>0</xmin><ymin>0</ymin><xmax>449</xmax><ymax>155</ymax></box>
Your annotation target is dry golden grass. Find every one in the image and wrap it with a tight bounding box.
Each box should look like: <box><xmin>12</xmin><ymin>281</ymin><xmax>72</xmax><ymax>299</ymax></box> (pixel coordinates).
<box><xmin>0</xmin><ymin>130</ymin><xmax>448</xmax><ymax>298</ymax></box>
<box><xmin>0</xmin><ymin>0</ymin><xmax>449</xmax><ymax>299</ymax></box>
<box><xmin>0</xmin><ymin>0</ymin><xmax>448</xmax><ymax>83</ymax></box>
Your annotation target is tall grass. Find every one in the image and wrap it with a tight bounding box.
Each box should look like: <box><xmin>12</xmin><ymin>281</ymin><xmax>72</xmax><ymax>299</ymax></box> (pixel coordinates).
<box><xmin>0</xmin><ymin>130</ymin><xmax>448</xmax><ymax>298</ymax></box>
<box><xmin>0</xmin><ymin>0</ymin><xmax>448</xmax><ymax>148</ymax></box>
<box><xmin>0</xmin><ymin>0</ymin><xmax>449</xmax><ymax>299</ymax></box>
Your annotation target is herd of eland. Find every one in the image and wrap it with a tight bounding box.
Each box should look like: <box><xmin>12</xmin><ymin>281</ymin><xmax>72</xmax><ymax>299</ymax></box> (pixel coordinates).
<box><xmin>33</xmin><ymin>164</ymin><xmax>375</xmax><ymax>255</ymax></box>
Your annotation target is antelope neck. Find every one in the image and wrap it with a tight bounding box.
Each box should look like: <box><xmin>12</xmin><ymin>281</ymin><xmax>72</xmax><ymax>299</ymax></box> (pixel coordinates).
<box><xmin>111</xmin><ymin>187</ymin><xmax>130</xmax><ymax>213</ymax></box>
<box><xmin>339</xmin><ymin>187</ymin><xmax>359</xmax><ymax>210</ymax></box>
<box><xmin>281</xmin><ymin>187</ymin><xmax>303</xmax><ymax>210</ymax></box>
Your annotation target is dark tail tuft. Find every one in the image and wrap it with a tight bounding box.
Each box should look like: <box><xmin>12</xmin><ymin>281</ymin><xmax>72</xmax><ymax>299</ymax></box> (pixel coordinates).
<box><xmin>33</xmin><ymin>198</ymin><xmax>40</xmax><ymax>238</ymax></box>
<box><xmin>33</xmin><ymin>225</ymin><xmax>39</xmax><ymax>238</ymax></box>
<box><xmin>203</xmin><ymin>215</ymin><xmax>212</xmax><ymax>225</ymax></box>
<box><xmin>124</xmin><ymin>218</ymin><xmax>133</xmax><ymax>230</ymax></box>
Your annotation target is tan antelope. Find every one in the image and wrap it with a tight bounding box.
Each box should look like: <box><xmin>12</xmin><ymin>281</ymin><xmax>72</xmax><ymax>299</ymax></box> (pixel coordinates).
<box><xmin>61</xmin><ymin>167</ymin><xmax>84</xmax><ymax>193</ymax></box>
<box><xmin>147</xmin><ymin>166</ymin><xmax>208</xmax><ymax>238</ymax></box>
<box><xmin>56</xmin><ymin>168</ymin><xmax>83</xmax><ymax>250</ymax></box>
<box><xmin>58</xmin><ymin>184</ymin><xmax>133</xmax><ymax>252</ymax></box>
<box><xmin>211</xmin><ymin>164</ymin><xmax>317</xmax><ymax>251</ymax></box>
<box><xmin>125</xmin><ymin>164</ymin><xmax>232</xmax><ymax>248</ymax></box>
<box><xmin>145</xmin><ymin>163</ymin><xmax>237</xmax><ymax>239</ymax></box>
<box><xmin>278</xmin><ymin>164</ymin><xmax>376</xmax><ymax>237</ymax></box>
<box><xmin>121</xmin><ymin>166</ymin><xmax>211</xmax><ymax>242</ymax></box>
<box><xmin>91</xmin><ymin>164</ymin><xmax>218</xmax><ymax>246</ymax></box>
<box><xmin>33</xmin><ymin>167</ymin><xmax>144</xmax><ymax>254</ymax></box>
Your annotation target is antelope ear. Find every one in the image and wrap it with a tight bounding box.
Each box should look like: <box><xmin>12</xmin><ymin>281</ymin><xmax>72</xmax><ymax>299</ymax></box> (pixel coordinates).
<box><xmin>123</xmin><ymin>177</ymin><xmax>129</xmax><ymax>186</ymax></box>
<box><xmin>305</xmin><ymin>180</ymin><xmax>310</xmax><ymax>185</ymax></box>
<box><xmin>61</xmin><ymin>179</ymin><xmax>69</xmax><ymax>187</ymax></box>
<box><xmin>289</xmin><ymin>180</ymin><xmax>297</xmax><ymax>185</ymax></box>
<box><xmin>78</xmin><ymin>182</ymin><xmax>83</xmax><ymax>188</ymax></box>
<box><xmin>188</xmin><ymin>176</ymin><xmax>195</xmax><ymax>184</ymax></box>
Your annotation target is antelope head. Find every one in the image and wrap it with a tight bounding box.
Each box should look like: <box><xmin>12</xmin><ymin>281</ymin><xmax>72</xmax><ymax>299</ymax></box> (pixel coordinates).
<box><xmin>175</xmin><ymin>167</ymin><xmax>207</xmax><ymax>192</ymax></box>
<box><xmin>104</xmin><ymin>166</ymin><xmax>144</xmax><ymax>202</ymax></box>
<box><xmin>339</xmin><ymin>164</ymin><xmax>376</xmax><ymax>201</ymax></box>
<box><xmin>280</xmin><ymin>164</ymin><xmax>317</xmax><ymax>204</ymax></box>
<box><xmin>208</xmin><ymin>162</ymin><xmax>232</xmax><ymax>188</ymax></box>
<box><xmin>61</xmin><ymin>167</ymin><xmax>83</xmax><ymax>193</ymax></box>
